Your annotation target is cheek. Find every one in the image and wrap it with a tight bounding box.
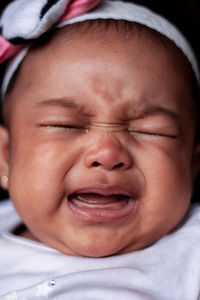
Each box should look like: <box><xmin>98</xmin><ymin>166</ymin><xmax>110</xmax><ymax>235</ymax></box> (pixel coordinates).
<box><xmin>136</xmin><ymin>142</ymin><xmax>193</xmax><ymax>224</ymax></box>
<box><xmin>8</xmin><ymin>136</ymin><xmax>82</xmax><ymax>214</ymax></box>
<box><xmin>138</xmin><ymin>137</ymin><xmax>193</xmax><ymax>189</ymax></box>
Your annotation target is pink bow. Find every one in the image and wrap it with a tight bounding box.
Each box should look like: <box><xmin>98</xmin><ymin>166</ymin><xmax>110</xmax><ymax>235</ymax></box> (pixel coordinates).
<box><xmin>0</xmin><ymin>36</ymin><xmax>23</xmax><ymax>64</ymax></box>
<box><xmin>0</xmin><ymin>0</ymin><xmax>100</xmax><ymax>64</ymax></box>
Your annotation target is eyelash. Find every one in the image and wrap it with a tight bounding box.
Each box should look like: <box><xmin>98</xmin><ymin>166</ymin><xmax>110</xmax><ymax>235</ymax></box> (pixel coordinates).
<box><xmin>41</xmin><ymin>124</ymin><xmax>177</xmax><ymax>139</ymax></box>
<box><xmin>129</xmin><ymin>131</ymin><xmax>178</xmax><ymax>139</ymax></box>
<box><xmin>41</xmin><ymin>124</ymin><xmax>88</xmax><ymax>132</ymax></box>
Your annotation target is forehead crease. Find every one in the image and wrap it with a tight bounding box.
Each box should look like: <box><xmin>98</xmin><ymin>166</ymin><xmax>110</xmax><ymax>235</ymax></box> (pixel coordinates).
<box><xmin>90</xmin><ymin>73</ymin><xmax>128</xmax><ymax>104</ymax></box>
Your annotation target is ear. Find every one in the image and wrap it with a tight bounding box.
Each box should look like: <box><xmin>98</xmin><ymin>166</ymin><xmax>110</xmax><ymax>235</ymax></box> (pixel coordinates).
<box><xmin>0</xmin><ymin>125</ymin><xmax>10</xmax><ymax>190</ymax></box>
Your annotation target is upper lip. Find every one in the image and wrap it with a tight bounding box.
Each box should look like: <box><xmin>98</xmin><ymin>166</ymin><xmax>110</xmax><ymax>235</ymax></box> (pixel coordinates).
<box><xmin>68</xmin><ymin>184</ymin><xmax>140</xmax><ymax>199</ymax></box>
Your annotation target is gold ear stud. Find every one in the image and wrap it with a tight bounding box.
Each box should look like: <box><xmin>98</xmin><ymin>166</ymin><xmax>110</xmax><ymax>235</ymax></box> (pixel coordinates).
<box><xmin>1</xmin><ymin>175</ymin><xmax>8</xmax><ymax>189</ymax></box>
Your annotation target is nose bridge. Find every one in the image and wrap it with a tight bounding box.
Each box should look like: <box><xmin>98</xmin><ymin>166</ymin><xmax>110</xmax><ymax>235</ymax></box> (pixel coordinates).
<box><xmin>93</xmin><ymin>129</ymin><xmax>123</xmax><ymax>153</ymax></box>
<box><xmin>84</xmin><ymin>123</ymin><xmax>133</xmax><ymax>170</ymax></box>
<box><xmin>89</xmin><ymin>122</ymin><xmax>127</xmax><ymax>133</ymax></box>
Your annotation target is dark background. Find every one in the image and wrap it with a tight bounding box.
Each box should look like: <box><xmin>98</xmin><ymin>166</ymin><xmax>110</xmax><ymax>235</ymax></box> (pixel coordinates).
<box><xmin>0</xmin><ymin>0</ymin><xmax>200</xmax><ymax>200</ymax></box>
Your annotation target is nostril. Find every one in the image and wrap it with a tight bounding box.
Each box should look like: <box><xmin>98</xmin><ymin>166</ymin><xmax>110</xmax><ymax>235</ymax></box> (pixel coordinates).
<box><xmin>92</xmin><ymin>161</ymin><xmax>100</xmax><ymax>167</ymax></box>
<box><xmin>114</xmin><ymin>162</ymin><xmax>124</xmax><ymax>169</ymax></box>
<box><xmin>91</xmin><ymin>161</ymin><xmax>124</xmax><ymax>169</ymax></box>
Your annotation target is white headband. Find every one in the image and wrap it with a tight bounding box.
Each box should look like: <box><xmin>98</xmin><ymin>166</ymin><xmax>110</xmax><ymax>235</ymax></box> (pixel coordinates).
<box><xmin>1</xmin><ymin>0</ymin><xmax>199</xmax><ymax>97</ymax></box>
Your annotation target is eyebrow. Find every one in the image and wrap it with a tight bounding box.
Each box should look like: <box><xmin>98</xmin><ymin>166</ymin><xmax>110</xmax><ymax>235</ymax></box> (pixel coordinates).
<box><xmin>34</xmin><ymin>98</ymin><xmax>92</xmax><ymax>117</ymax></box>
<box><xmin>34</xmin><ymin>98</ymin><xmax>179</xmax><ymax>122</ymax></box>
<box><xmin>134</xmin><ymin>105</ymin><xmax>179</xmax><ymax>121</ymax></box>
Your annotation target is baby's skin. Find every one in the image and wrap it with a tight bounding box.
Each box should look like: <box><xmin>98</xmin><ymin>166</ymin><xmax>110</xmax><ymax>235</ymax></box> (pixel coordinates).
<box><xmin>0</xmin><ymin>23</ymin><xmax>199</xmax><ymax>257</ymax></box>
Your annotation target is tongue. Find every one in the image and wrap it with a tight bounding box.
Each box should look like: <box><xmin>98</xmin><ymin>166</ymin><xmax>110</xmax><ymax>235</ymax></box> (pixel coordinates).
<box><xmin>69</xmin><ymin>193</ymin><xmax>129</xmax><ymax>210</ymax></box>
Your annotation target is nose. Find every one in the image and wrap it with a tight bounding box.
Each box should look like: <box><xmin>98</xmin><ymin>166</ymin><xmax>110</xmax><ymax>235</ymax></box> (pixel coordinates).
<box><xmin>84</xmin><ymin>134</ymin><xmax>133</xmax><ymax>171</ymax></box>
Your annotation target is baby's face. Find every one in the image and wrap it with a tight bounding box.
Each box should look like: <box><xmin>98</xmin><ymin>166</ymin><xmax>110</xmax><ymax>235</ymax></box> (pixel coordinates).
<box><xmin>1</xmin><ymin>27</ymin><xmax>199</xmax><ymax>257</ymax></box>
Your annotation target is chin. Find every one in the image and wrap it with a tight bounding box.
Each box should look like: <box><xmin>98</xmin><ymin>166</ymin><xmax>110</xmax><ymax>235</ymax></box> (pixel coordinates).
<box><xmin>76</xmin><ymin>247</ymin><xmax>121</xmax><ymax>258</ymax></box>
<box><xmin>64</xmin><ymin>240</ymin><xmax>125</xmax><ymax>258</ymax></box>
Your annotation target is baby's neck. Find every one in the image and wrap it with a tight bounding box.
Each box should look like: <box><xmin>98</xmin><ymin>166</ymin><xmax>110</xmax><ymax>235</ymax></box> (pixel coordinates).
<box><xmin>13</xmin><ymin>224</ymin><xmax>38</xmax><ymax>242</ymax></box>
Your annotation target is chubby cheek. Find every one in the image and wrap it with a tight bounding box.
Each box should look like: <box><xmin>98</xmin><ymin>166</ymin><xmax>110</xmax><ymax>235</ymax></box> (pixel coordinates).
<box><xmin>135</xmin><ymin>142</ymin><xmax>192</xmax><ymax>238</ymax></box>
<box><xmin>8</xmin><ymin>137</ymin><xmax>79</xmax><ymax>221</ymax></box>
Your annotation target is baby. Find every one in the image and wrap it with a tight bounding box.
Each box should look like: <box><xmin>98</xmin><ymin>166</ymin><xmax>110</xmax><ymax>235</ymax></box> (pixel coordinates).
<box><xmin>0</xmin><ymin>0</ymin><xmax>200</xmax><ymax>299</ymax></box>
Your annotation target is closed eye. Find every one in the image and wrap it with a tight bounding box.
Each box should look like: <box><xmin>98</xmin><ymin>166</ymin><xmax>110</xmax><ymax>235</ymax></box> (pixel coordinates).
<box><xmin>40</xmin><ymin>124</ymin><xmax>88</xmax><ymax>132</ymax></box>
<box><xmin>128</xmin><ymin>130</ymin><xmax>178</xmax><ymax>139</ymax></box>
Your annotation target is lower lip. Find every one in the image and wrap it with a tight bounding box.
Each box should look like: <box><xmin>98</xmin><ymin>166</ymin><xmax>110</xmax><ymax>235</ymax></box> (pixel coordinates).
<box><xmin>67</xmin><ymin>195</ymin><xmax>137</xmax><ymax>223</ymax></box>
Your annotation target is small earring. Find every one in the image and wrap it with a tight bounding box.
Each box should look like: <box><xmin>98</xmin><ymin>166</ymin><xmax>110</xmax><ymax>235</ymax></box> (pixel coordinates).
<box><xmin>1</xmin><ymin>175</ymin><xmax>8</xmax><ymax>189</ymax></box>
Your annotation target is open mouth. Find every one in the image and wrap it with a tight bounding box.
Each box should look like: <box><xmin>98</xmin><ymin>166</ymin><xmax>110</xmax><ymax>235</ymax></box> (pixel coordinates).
<box><xmin>67</xmin><ymin>188</ymin><xmax>138</xmax><ymax>222</ymax></box>
<box><xmin>69</xmin><ymin>193</ymin><xmax>130</xmax><ymax>209</ymax></box>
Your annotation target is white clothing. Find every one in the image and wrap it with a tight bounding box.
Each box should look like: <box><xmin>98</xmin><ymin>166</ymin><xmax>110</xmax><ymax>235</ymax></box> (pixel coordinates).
<box><xmin>0</xmin><ymin>199</ymin><xmax>200</xmax><ymax>300</ymax></box>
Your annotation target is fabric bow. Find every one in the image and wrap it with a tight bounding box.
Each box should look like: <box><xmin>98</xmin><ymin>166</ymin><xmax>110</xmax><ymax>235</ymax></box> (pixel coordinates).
<box><xmin>0</xmin><ymin>0</ymin><xmax>101</xmax><ymax>64</ymax></box>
